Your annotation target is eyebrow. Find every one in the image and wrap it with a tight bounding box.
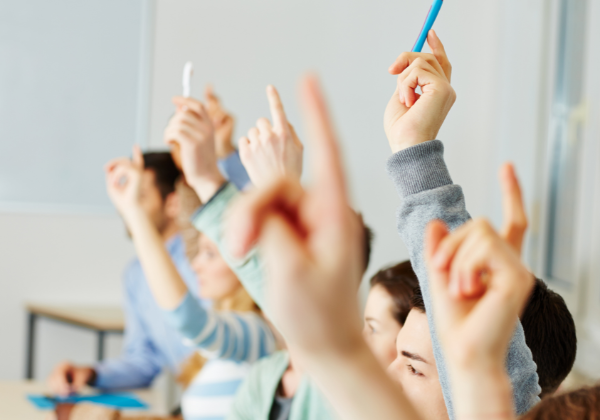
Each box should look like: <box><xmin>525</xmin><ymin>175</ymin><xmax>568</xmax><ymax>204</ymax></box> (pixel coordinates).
<box><xmin>401</xmin><ymin>350</ymin><xmax>428</xmax><ymax>364</ymax></box>
<box><xmin>364</xmin><ymin>317</ymin><xmax>380</xmax><ymax>324</ymax></box>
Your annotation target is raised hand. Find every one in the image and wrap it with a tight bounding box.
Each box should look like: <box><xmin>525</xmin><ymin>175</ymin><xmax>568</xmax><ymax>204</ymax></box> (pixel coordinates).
<box><xmin>225</xmin><ymin>76</ymin><xmax>419</xmax><ymax>420</ymax></box>
<box><xmin>226</xmin><ymin>77</ymin><xmax>362</xmax><ymax>354</ymax></box>
<box><xmin>239</xmin><ymin>85</ymin><xmax>304</xmax><ymax>188</ymax></box>
<box><xmin>426</xmin><ymin>218</ymin><xmax>534</xmax><ymax>420</ymax></box>
<box><xmin>499</xmin><ymin>163</ymin><xmax>528</xmax><ymax>255</ymax></box>
<box><xmin>205</xmin><ymin>86</ymin><xmax>237</xmax><ymax>159</ymax></box>
<box><xmin>164</xmin><ymin>96</ymin><xmax>225</xmax><ymax>202</ymax></box>
<box><xmin>104</xmin><ymin>145</ymin><xmax>145</xmax><ymax>221</ymax></box>
<box><xmin>384</xmin><ymin>30</ymin><xmax>456</xmax><ymax>153</ymax></box>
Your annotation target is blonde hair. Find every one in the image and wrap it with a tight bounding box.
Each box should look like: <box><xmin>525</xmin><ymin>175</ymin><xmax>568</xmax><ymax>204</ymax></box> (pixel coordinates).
<box><xmin>174</xmin><ymin>179</ymin><xmax>260</xmax><ymax>389</ymax></box>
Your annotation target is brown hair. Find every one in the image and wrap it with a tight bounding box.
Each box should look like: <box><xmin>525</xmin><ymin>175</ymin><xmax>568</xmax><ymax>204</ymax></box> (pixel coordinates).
<box><xmin>521</xmin><ymin>385</ymin><xmax>600</xmax><ymax>420</ymax></box>
<box><xmin>174</xmin><ymin>180</ymin><xmax>260</xmax><ymax>388</ymax></box>
<box><xmin>369</xmin><ymin>260</ymin><xmax>419</xmax><ymax>326</ymax></box>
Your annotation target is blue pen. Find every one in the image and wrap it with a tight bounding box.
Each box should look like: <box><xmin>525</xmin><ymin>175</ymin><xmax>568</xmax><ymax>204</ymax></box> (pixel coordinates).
<box><xmin>412</xmin><ymin>0</ymin><xmax>444</xmax><ymax>52</ymax></box>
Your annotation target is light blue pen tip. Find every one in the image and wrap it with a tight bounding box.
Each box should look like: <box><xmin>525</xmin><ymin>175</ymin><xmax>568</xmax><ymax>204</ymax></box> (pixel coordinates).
<box><xmin>412</xmin><ymin>0</ymin><xmax>444</xmax><ymax>53</ymax></box>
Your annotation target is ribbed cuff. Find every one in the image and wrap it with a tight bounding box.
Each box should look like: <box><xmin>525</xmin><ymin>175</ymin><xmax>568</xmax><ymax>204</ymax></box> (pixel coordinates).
<box><xmin>386</xmin><ymin>140</ymin><xmax>453</xmax><ymax>198</ymax></box>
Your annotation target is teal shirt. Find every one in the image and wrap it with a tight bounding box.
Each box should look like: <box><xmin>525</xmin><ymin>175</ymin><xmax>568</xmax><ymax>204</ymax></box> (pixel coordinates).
<box><xmin>226</xmin><ymin>351</ymin><xmax>335</xmax><ymax>420</ymax></box>
<box><xmin>192</xmin><ymin>183</ymin><xmax>336</xmax><ymax>420</ymax></box>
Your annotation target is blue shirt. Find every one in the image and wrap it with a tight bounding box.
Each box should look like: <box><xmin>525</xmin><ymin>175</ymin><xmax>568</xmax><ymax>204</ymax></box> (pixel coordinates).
<box><xmin>218</xmin><ymin>150</ymin><xmax>251</xmax><ymax>191</ymax></box>
<box><xmin>94</xmin><ymin>234</ymin><xmax>204</xmax><ymax>390</ymax></box>
<box><xmin>94</xmin><ymin>151</ymin><xmax>251</xmax><ymax>390</ymax></box>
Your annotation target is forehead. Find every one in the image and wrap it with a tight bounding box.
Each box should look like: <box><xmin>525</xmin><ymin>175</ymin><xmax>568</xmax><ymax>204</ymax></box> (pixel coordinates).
<box><xmin>365</xmin><ymin>285</ymin><xmax>394</xmax><ymax>317</ymax></box>
<box><xmin>396</xmin><ymin>309</ymin><xmax>434</xmax><ymax>360</ymax></box>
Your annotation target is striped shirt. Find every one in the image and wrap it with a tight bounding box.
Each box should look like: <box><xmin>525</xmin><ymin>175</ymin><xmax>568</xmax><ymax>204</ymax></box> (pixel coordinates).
<box><xmin>165</xmin><ymin>292</ymin><xmax>276</xmax><ymax>420</ymax></box>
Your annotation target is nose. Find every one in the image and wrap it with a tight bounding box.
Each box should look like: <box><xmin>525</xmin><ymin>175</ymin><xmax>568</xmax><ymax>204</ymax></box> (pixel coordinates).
<box><xmin>386</xmin><ymin>360</ymin><xmax>402</xmax><ymax>386</ymax></box>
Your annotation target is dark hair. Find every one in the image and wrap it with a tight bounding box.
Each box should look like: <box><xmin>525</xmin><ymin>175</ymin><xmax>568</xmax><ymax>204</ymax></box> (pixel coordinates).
<box><xmin>410</xmin><ymin>284</ymin><xmax>426</xmax><ymax>313</ymax></box>
<box><xmin>142</xmin><ymin>152</ymin><xmax>181</xmax><ymax>201</ymax></box>
<box><xmin>409</xmin><ymin>275</ymin><xmax>576</xmax><ymax>398</ymax></box>
<box><xmin>370</xmin><ymin>260</ymin><xmax>419</xmax><ymax>326</ymax></box>
<box><xmin>521</xmin><ymin>278</ymin><xmax>577</xmax><ymax>398</ymax></box>
<box><xmin>521</xmin><ymin>385</ymin><xmax>600</xmax><ymax>420</ymax></box>
<box><xmin>362</xmin><ymin>223</ymin><xmax>375</xmax><ymax>274</ymax></box>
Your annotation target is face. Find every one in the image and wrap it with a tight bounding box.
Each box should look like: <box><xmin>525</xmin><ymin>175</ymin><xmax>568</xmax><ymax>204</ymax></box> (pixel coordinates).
<box><xmin>363</xmin><ymin>285</ymin><xmax>401</xmax><ymax>368</ymax></box>
<box><xmin>191</xmin><ymin>234</ymin><xmax>242</xmax><ymax>300</ymax></box>
<box><xmin>387</xmin><ymin>310</ymin><xmax>448</xmax><ymax>420</ymax></box>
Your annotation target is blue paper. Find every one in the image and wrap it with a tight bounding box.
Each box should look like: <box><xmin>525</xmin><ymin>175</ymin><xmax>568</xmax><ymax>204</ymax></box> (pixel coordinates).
<box><xmin>27</xmin><ymin>393</ymin><xmax>148</xmax><ymax>410</ymax></box>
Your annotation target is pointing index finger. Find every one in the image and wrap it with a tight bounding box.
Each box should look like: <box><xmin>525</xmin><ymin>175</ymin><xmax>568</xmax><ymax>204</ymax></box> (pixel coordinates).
<box><xmin>267</xmin><ymin>85</ymin><xmax>288</xmax><ymax>131</ymax></box>
<box><xmin>300</xmin><ymin>75</ymin><xmax>348</xmax><ymax>214</ymax></box>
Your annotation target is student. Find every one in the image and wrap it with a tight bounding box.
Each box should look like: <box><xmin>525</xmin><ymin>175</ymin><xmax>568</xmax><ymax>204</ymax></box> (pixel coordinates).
<box><xmin>230</xmin><ymin>259</ymin><xmax>418</xmax><ymax>420</ymax></box>
<box><xmin>363</xmin><ymin>261</ymin><xmax>419</xmax><ymax>367</ymax></box>
<box><xmin>104</xmin><ymin>102</ymin><xmax>278</xmax><ymax>419</ymax></box>
<box><xmin>48</xmin><ymin>152</ymin><xmax>205</xmax><ymax>395</ymax></box>
<box><xmin>224</xmin><ymin>73</ymin><xmax>537</xmax><ymax>420</ymax></box>
<box><xmin>47</xmin><ymin>90</ymin><xmax>251</xmax><ymax>398</ymax></box>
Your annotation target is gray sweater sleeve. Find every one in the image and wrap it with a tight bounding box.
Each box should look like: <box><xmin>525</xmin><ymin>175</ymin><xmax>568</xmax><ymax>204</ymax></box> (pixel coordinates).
<box><xmin>386</xmin><ymin>140</ymin><xmax>541</xmax><ymax>418</ymax></box>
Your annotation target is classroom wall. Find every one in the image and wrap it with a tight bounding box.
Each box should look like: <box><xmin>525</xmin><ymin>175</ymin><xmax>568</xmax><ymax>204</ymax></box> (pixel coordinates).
<box><xmin>0</xmin><ymin>0</ymin><xmax>544</xmax><ymax>382</ymax></box>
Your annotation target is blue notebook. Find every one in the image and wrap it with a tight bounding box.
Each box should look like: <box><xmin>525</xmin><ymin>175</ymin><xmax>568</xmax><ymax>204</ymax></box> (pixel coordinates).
<box><xmin>28</xmin><ymin>393</ymin><xmax>148</xmax><ymax>410</ymax></box>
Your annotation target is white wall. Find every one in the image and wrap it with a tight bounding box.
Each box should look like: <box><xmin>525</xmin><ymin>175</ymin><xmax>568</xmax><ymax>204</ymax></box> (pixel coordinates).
<box><xmin>149</xmin><ymin>0</ymin><xmax>505</xmax><ymax>282</ymax></box>
<box><xmin>1</xmin><ymin>0</ymin><xmax>542</xmax><ymax>382</ymax></box>
<box><xmin>0</xmin><ymin>213</ymin><xmax>133</xmax><ymax>380</ymax></box>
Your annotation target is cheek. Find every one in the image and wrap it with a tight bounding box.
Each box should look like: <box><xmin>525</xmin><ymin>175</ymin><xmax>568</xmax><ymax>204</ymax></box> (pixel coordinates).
<box><xmin>403</xmin><ymin>377</ymin><xmax>448</xmax><ymax>420</ymax></box>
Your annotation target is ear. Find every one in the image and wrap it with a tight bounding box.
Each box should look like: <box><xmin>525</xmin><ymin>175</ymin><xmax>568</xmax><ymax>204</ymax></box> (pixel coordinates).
<box><xmin>164</xmin><ymin>191</ymin><xmax>181</xmax><ymax>220</ymax></box>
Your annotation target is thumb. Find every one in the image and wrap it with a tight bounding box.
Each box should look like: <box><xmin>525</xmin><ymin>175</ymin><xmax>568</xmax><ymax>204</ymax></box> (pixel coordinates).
<box><xmin>426</xmin><ymin>220</ymin><xmax>452</xmax><ymax>298</ymax></box>
<box><xmin>425</xmin><ymin>220</ymin><xmax>449</xmax><ymax>265</ymax></box>
<box><xmin>499</xmin><ymin>163</ymin><xmax>528</xmax><ymax>255</ymax></box>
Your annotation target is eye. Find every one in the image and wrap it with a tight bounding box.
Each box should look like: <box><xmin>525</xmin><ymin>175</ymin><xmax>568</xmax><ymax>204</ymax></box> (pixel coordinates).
<box><xmin>407</xmin><ymin>364</ymin><xmax>424</xmax><ymax>377</ymax></box>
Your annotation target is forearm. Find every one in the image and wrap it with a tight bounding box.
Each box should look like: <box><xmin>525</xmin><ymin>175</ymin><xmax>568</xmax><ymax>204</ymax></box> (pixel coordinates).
<box><xmin>450</xmin><ymin>366</ymin><xmax>515</xmax><ymax>420</ymax></box>
<box><xmin>94</xmin><ymin>358</ymin><xmax>159</xmax><ymax>390</ymax></box>
<box><xmin>125</xmin><ymin>209</ymin><xmax>188</xmax><ymax>310</ymax></box>
<box><xmin>306</xmin><ymin>342</ymin><xmax>421</xmax><ymax>420</ymax></box>
<box><xmin>192</xmin><ymin>183</ymin><xmax>268</xmax><ymax>311</ymax></box>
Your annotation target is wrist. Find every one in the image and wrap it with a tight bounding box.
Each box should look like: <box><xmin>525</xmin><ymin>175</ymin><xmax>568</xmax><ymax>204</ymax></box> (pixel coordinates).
<box><xmin>389</xmin><ymin>133</ymin><xmax>435</xmax><ymax>154</ymax></box>
<box><xmin>188</xmin><ymin>171</ymin><xmax>226</xmax><ymax>203</ymax></box>
<box><xmin>449</xmin><ymin>364</ymin><xmax>514</xmax><ymax>420</ymax></box>
<box><xmin>216</xmin><ymin>141</ymin><xmax>236</xmax><ymax>159</ymax></box>
<box><xmin>120</xmin><ymin>205</ymin><xmax>147</xmax><ymax>228</ymax></box>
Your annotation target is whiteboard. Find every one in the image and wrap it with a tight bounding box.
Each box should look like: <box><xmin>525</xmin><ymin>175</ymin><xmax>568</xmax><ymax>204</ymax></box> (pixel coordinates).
<box><xmin>0</xmin><ymin>0</ymin><xmax>154</xmax><ymax>213</ymax></box>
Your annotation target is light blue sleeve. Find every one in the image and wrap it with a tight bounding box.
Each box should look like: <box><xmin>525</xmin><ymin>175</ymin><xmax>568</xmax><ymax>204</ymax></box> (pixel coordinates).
<box><xmin>163</xmin><ymin>292</ymin><xmax>276</xmax><ymax>363</ymax></box>
<box><xmin>94</xmin><ymin>266</ymin><xmax>162</xmax><ymax>390</ymax></box>
<box><xmin>218</xmin><ymin>150</ymin><xmax>252</xmax><ymax>191</ymax></box>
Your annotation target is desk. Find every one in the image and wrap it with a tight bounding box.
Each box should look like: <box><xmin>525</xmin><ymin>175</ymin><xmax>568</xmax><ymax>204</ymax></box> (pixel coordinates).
<box><xmin>25</xmin><ymin>303</ymin><xmax>124</xmax><ymax>379</ymax></box>
<box><xmin>0</xmin><ymin>381</ymin><xmax>157</xmax><ymax>420</ymax></box>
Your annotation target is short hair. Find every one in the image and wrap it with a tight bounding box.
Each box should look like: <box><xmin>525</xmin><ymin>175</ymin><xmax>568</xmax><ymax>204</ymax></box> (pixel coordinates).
<box><xmin>521</xmin><ymin>278</ymin><xmax>577</xmax><ymax>398</ymax></box>
<box><xmin>142</xmin><ymin>152</ymin><xmax>181</xmax><ymax>201</ymax></box>
<box><xmin>521</xmin><ymin>385</ymin><xmax>600</xmax><ymax>420</ymax></box>
<box><xmin>409</xmin><ymin>275</ymin><xmax>577</xmax><ymax>398</ymax></box>
<box><xmin>410</xmin><ymin>284</ymin><xmax>426</xmax><ymax>313</ymax></box>
<box><xmin>362</xmin><ymin>223</ymin><xmax>375</xmax><ymax>274</ymax></box>
<box><xmin>369</xmin><ymin>260</ymin><xmax>419</xmax><ymax>326</ymax></box>
<box><xmin>355</xmin><ymin>212</ymin><xmax>374</xmax><ymax>274</ymax></box>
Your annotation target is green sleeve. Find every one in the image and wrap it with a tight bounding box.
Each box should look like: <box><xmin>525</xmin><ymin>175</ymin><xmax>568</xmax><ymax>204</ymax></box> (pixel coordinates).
<box><xmin>192</xmin><ymin>183</ymin><xmax>268</xmax><ymax>314</ymax></box>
